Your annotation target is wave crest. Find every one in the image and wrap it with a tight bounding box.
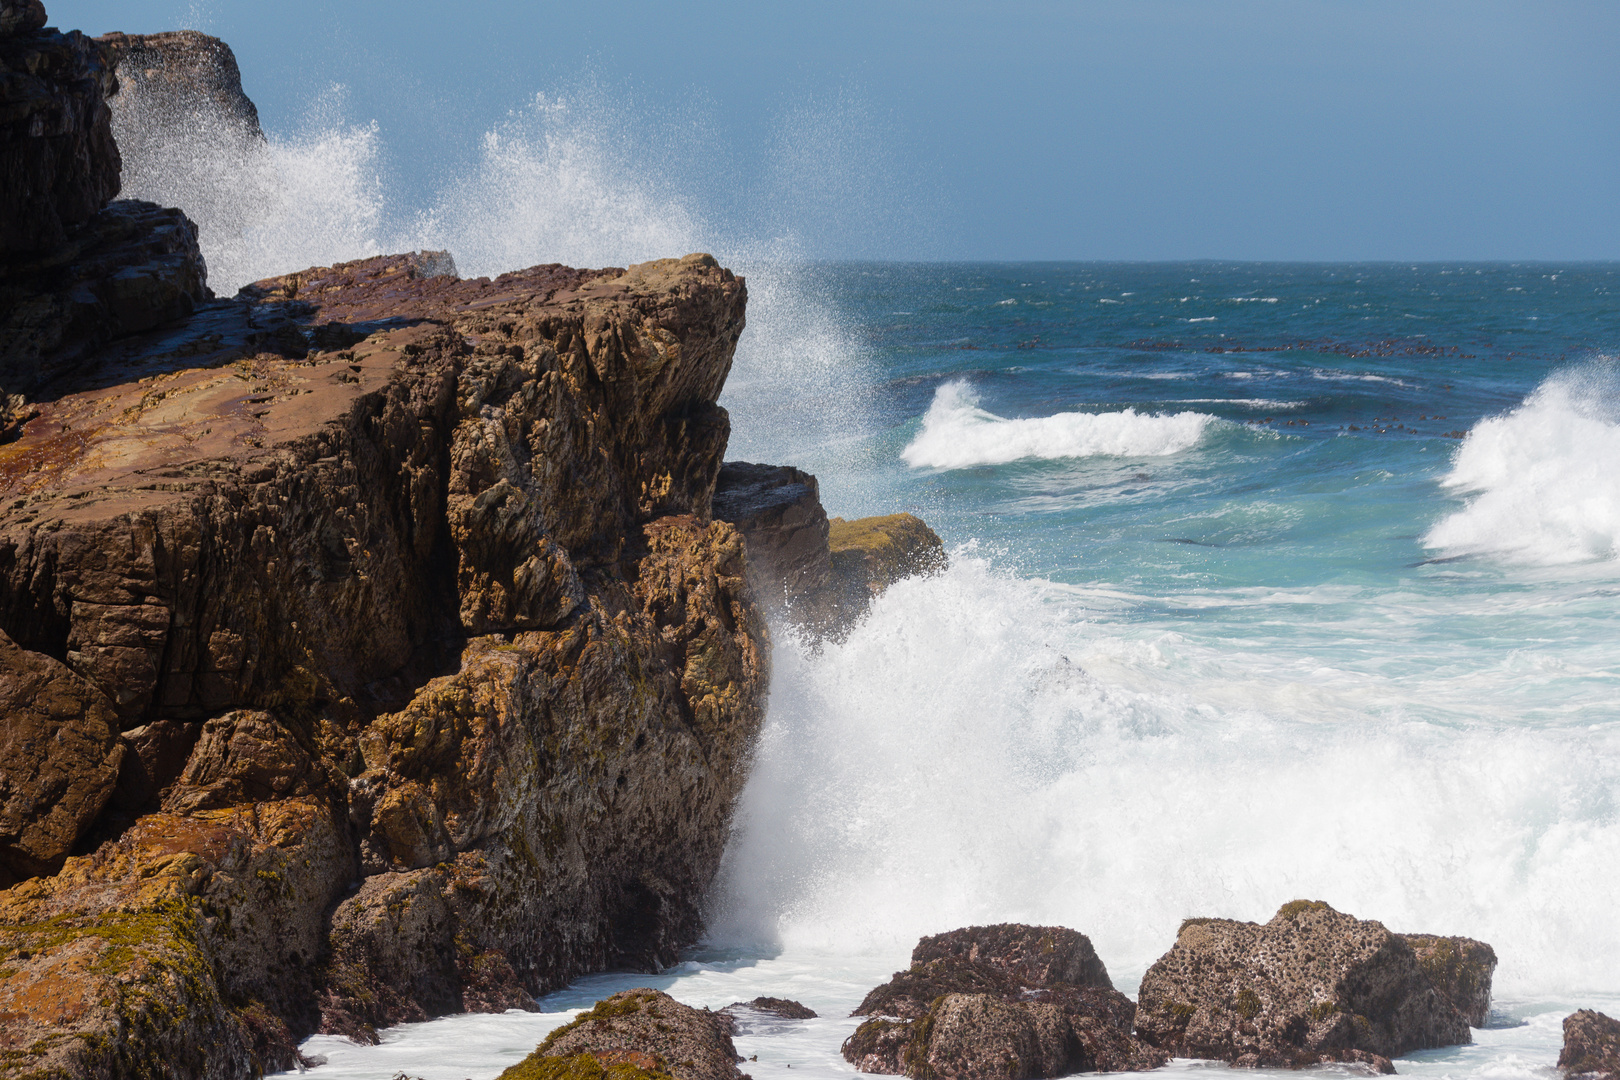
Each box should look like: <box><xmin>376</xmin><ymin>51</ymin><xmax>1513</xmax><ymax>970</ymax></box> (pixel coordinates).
<box><xmin>900</xmin><ymin>381</ymin><xmax>1217</xmax><ymax>469</ymax></box>
<box><xmin>1425</xmin><ymin>362</ymin><xmax>1620</xmax><ymax>565</ymax></box>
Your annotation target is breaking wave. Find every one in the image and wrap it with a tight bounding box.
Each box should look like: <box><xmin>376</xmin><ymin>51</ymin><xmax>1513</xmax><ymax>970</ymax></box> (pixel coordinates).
<box><xmin>1425</xmin><ymin>362</ymin><xmax>1620</xmax><ymax>565</ymax></box>
<box><xmin>901</xmin><ymin>381</ymin><xmax>1218</xmax><ymax>469</ymax></box>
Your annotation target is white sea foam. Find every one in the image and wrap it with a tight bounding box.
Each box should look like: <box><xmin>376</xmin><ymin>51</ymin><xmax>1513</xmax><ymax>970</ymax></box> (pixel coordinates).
<box><xmin>1425</xmin><ymin>363</ymin><xmax>1620</xmax><ymax>565</ymax></box>
<box><xmin>900</xmin><ymin>382</ymin><xmax>1217</xmax><ymax>469</ymax></box>
<box><xmin>706</xmin><ymin>555</ymin><xmax>1620</xmax><ymax>996</ymax></box>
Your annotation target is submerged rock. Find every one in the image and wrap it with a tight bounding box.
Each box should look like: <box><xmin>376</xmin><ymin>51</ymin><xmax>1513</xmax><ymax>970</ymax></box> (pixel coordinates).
<box><xmin>1135</xmin><ymin>900</ymin><xmax>1482</xmax><ymax>1070</ymax></box>
<box><xmin>1560</xmin><ymin>1010</ymin><xmax>1620</xmax><ymax>1080</ymax></box>
<box><xmin>726</xmin><ymin>996</ymin><xmax>818</xmax><ymax>1020</ymax></box>
<box><xmin>844</xmin><ymin>923</ymin><xmax>1166</xmax><ymax>1077</ymax></box>
<box><xmin>503</xmin><ymin>989</ymin><xmax>744</xmax><ymax>1080</ymax></box>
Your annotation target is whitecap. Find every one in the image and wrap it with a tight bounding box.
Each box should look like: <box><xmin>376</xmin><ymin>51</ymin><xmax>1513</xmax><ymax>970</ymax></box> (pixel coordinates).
<box><xmin>1425</xmin><ymin>361</ymin><xmax>1620</xmax><ymax>565</ymax></box>
<box><xmin>900</xmin><ymin>382</ymin><xmax>1216</xmax><ymax>468</ymax></box>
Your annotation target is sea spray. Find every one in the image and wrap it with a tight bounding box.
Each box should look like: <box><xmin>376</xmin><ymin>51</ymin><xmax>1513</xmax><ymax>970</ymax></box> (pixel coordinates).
<box><xmin>111</xmin><ymin>80</ymin><xmax>387</xmax><ymax>295</ymax></box>
<box><xmin>1426</xmin><ymin>361</ymin><xmax>1620</xmax><ymax>565</ymax></box>
<box><xmin>901</xmin><ymin>381</ymin><xmax>1218</xmax><ymax>468</ymax></box>
<box><xmin>706</xmin><ymin>551</ymin><xmax>1620</xmax><ymax>998</ymax></box>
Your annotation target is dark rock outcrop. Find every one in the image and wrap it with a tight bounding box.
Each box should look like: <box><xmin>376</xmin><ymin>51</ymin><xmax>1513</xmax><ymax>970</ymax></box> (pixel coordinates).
<box><xmin>0</xmin><ymin>250</ymin><xmax>767</xmax><ymax>1077</ymax></box>
<box><xmin>1</xmin><ymin>2</ymin><xmax>213</xmax><ymax>419</ymax></box>
<box><xmin>0</xmin><ymin>627</ymin><xmax>124</xmax><ymax>884</ymax></box>
<box><xmin>727</xmin><ymin>996</ymin><xmax>817</xmax><ymax>1020</ymax></box>
<box><xmin>0</xmin><ymin>199</ymin><xmax>210</xmax><ymax>402</ymax></box>
<box><xmin>712</xmin><ymin>466</ymin><xmax>946</xmax><ymax>636</ymax></box>
<box><xmin>0</xmin><ymin>12</ymin><xmax>120</xmax><ymax>255</ymax></box>
<box><xmin>1561</xmin><ymin>1010</ymin><xmax>1620</xmax><ymax>1080</ymax></box>
<box><xmin>712</xmin><ymin>462</ymin><xmax>834</xmax><ymax>611</ymax></box>
<box><xmin>502</xmin><ymin>989</ymin><xmax>744</xmax><ymax>1080</ymax></box>
<box><xmin>1402</xmin><ymin>933</ymin><xmax>1497</xmax><ymax>1028</ymax></box>
<box><xmin>844</xmin><ymin>923</ymin><xmax>1166</xmax><ymax>1077</ymax></box>
<box><xmin>1135</xmin><ymin>901</ymin><xmax>1483</xmax><ymax>1070</ymax></box>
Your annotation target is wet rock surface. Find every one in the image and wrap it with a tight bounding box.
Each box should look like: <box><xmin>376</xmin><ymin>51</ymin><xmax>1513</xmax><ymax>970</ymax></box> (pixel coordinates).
<box><xmin>504</xmin><ymin>988</ymin><xmax>745</xmax><ymax>1080</ymax></box>
<box><xmin>1135</xmin><ymin>900</ymin><xmax>1483</xmax><ymax>1070</ymax></box>
<box><xmin>726</xmin><ymin>996</ymin><xmax>818</xmax><ymax>1021</ymax></box>
<box><xmin>844</xmin><ymin>923</ymin><xmax>1166</xmax><ymax>1077</ymax></box>
<box><xmin>1561</xmin><ymin>1010</ymin><xmax>1620</xmax><ymax>1080</ymax></box>
<box><xmin>96</xmin><ymin>29</ymin><xmax>263</xmax><ymax>141</ymax></box>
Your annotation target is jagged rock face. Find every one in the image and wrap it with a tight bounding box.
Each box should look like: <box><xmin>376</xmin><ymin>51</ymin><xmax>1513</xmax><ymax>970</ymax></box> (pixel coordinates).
<box><xmin>0</xmin><ymin>13</ymin><xmax>120</xmax><ymax>255</ymax></box>
<box><xmin>1135</xmin><ymin>900</ymin><xmax>1477</xmax><ymax>1070</ymax></box>
<box><xmin>1403</xmin><ymin>933</ymin><xmax>1497</xmax><ymax>1027</ymax></box>
<box><xmin>845</xmin><ymin>923</ymin><xmax>1166</xmax><ymax>1077</ymax></box>
<box><xmin>0</xmin><ymin>252</ymin><xmax>767</xmax><ymax>1078</ymax></box>
<box><xmin>0</xmin><ymin>628</ymin><xmax>123</xmax><ymax>885</ymax></box>
<box><xmin>0</xmin><ymin>199</ymin><xmax>211</xmax><ymax>402</ymax></box>
<box><xmin>711</xmin><ymin>461</ymin><xmax>834</xmax><ymax>607</ymax></box>
<box><xmin>510</xmin><ymin>988</ymin><xmax>745</xmax><ymax>1080</ymax></box>
<box><xmin>1561</xmin><ymin>1010</ymin><xmax>1620</xmax><ymax>1080</ymax></box>
<box><xmin>828</xmin><ymin>513</ymin><xmax>945</xmax><ymax>595</ymax></box>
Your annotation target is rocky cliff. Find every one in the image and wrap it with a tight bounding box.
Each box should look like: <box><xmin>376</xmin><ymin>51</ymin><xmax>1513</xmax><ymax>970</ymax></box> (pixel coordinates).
<box><xmin>0</xmin><ymin>246</ymin><xmax>775</xmax><ymax>1077</ymax></box>
<box><xmin>0</xmin><ymin>7</ymin><xmax>955</xmax><ymax>1077</ymax></box>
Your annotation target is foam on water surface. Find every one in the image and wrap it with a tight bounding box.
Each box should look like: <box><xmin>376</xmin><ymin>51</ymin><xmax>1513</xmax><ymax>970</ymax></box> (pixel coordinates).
<box><xmin>902</xmin><ymin>381</ymin><xmax>1218</xmax><ymax>468</ymax></box>
<box><xmin>1426</xmin><ymin>361</ymin><xmax>1620</xmax><ymax>566</ymax></box>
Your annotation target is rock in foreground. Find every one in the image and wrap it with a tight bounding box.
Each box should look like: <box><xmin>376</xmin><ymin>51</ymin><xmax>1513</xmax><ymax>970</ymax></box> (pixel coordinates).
<box><xmin>501</xmin><ymin>989</ymin><xmax>744</xmax><ymax>1080</ymax></box>
<box><xmin>1135</xmin><ymin>900</ymin><xmax>1485</xmax><ymax>1070</ymax></box>
<box><xmin>1560</xmin><ymin>1010</ymin><xmax>1620</xmax><ymax>1080</ymax></box>
<box><xmin>844</xmin><ymin>923</ymin><xmax>1167</xmax><ymax>1078</ymax></box>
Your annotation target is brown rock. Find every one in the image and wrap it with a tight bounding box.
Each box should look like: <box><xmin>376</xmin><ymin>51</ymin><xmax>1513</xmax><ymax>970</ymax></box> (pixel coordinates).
<box><xmin>0</xmin><ymin>15</ymin><xmax>120</xmax><ymax>255</ymax></box>
<box><xmin>517</xmin><ymin>989</ymin><xmax>744</xmax><ymax>1080</ymax></box>
<box><xmin>0</xmin><ymin>627</ymin><xmax>123</xmax><ymax>884</ymax></box>
<box><xmin>846</xmin><ymin>923</ymin><xmax>1165</xmax><ymax>1077</ymax></box>
<box><xmin>828</xmin><ymin>513</ymin><xmax>946</xmax><ymax>596</ymax></box>
<box><xmin>712</xmin><ymin>466</ymin><xmax>947</xmax><ymax>637</ymax></box>
<box><xmin>711</xmin><ymin>461</ymin><xmax>834</xmax><ymax>609</ymax></box>
<box><xmin>1402</xmin><ymin>933</ymin><xmax>1497</xmax><ymax>1027</ymax></box>
<box><xmin>912</xmin><ymin>923</ymin><xmax>1112</xmax><ymax>991</ymax></box>
<box><xmin>1135</xmin><ymin>900</ymin><xmax>1471</xmax><ymax>1069</ymax></box>
<box><xmin>0</xmin><ymin>249</ymin><xmax>767</xmax><ymax>1078</ymax></box>
<box><xmin>1561</xmin><ymin>1010</ymin><xmax>1620</xmax><ymax>1080</ymax></box>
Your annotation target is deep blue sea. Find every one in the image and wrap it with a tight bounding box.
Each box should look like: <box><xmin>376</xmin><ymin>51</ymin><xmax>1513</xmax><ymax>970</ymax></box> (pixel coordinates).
<box><xmin>111</xmin><ymin>86</ymin><xmax>1620</xmax><ymax>1080</ymax></box>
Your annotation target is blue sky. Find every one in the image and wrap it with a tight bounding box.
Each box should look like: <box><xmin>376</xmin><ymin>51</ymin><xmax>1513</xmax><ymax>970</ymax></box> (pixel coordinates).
<box><xmin>56</xmin><ymin>1</ymin><xmax>1620</xmax><ymax>261</ymax></box>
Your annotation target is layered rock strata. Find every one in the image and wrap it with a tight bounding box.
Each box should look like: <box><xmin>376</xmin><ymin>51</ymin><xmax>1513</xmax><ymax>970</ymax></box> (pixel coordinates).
<box><xmin>844</xmin><ymin>923</ymin><xmax>1168</xmax><ymax>1078</ymax></box>
<box><xmin>1561</xmin><ymin>1010</ymin><xmax>1620</xmax><ymax>1080</ymax></box>
<box><xmin>1135</xmin><ymin>900</ymin><xmax>1489</xmax><ymax>1071</ymax></box>
<box><xmin>501</xmin><ymin>988</ymin><xmax>745</xmax><ymax>1080</ymax></box>
<box><xmin>0</xmin><ymin>250</ymin><xmax>768</xmax><ymax>1078</ymax></box>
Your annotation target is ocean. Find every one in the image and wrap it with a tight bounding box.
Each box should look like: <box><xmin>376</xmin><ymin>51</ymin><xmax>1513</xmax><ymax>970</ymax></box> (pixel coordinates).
<box><xmin>108</xmin><ymin>80</ymin><xmax>1620</xmax><ymax>1080</ymax></box>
